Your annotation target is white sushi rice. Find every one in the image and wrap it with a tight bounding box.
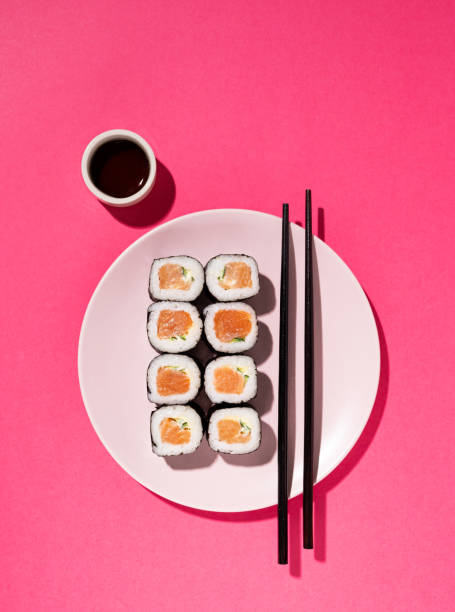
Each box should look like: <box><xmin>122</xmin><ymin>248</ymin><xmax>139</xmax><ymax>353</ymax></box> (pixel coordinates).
<box><xmin>205</xmin><ymin>254</ymin><xmax>259</xmax><ymax>301</ymax></box>
<box><xmin>151</xmin><ymin>405</ymin><xmax>204</xmax><ymax>456</ymax></box>
<box><xmin>208</xmin><ymin>406</ymin><xmax>261</xmax><ymax>454</ymax></box>
<box><xmin>147</xmin><ymin>302</ymin><xmax>202</xmax><ymax>353</ymax></box>
<box><xmin>147</xmin><ymin>354</ymin><xmax>201</xmax><ymax>404</ymax></box>
<box><xmin>203</xmin><ymin>302</ymin><xmax>258</xmax><ymax>353</ymax></box>
<box><xmin>149</xmin><ymin>256</ymin><xmax>204</xmax><ymax>301</ymax></box>
<box><xmin>204</xmin><ymin>356</ymin><xmax>257</xmax><ymax>404</ymax></box>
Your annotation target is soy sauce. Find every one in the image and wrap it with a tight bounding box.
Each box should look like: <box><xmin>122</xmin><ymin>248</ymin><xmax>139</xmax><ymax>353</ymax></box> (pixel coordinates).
<box><xmin>89</xmin><ymin>139</ymin><xmax>150</xmax><ymax>198</ymax></box>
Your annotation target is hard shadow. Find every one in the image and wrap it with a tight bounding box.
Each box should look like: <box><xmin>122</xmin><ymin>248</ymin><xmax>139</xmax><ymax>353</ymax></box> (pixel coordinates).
<box><xmin>102</xmin><ymin>160</ymin><xmax>175</xmax><ymax>227</ymax></box>
<box><xmin>287</xmin><ymin>231</ymin><xmax>297</xmax><ymax>496</ymax></box>
<box><xmin>249</xmin><ymin>274</ymin><xmax>276</xmax><ymax>315</ymax></box>
<box><xmin>290</xmin><ymin>207</ymin><xmax>388</xmax><ymax>574</ymax></box>
<box><xmin>165</xmin><ymin>438</ymin><xmax>217</xmax><ymax>470</ymax></box>
<box><xmin>317</xmin><ymin>208</ymin><xmax>325</xmax><ymax>241</ymax></box>
<box><xmin>253</xmin><ymin>371</ymin><xmax>274</xmax><ymax>417</ymax></box>
<box><xmin>312</xmin><ymin>242</ymin><xmax>323</xmax><ymax>482</ymax></box>
<box><xmin>193</xmin><ymin>289</ymin><xmax>214</xmax><ymax>312</ymax></box>
<box><xmin>151</xmin><ymin>491</ymin><xmax>277</xmax><ymax>523</ymax></box>
<box><xmin>246</xmin><ymin>321</ymin><xmax>273</xmax><ymax>365</ymax></box>
<box><xmin>222</xmin><ymin>421</ymin><xmax>276</xmax><ymax>467</ymax></box>
<box><xmin>147</xmin><ymin>207</ymin><xmax>387</xmax><ymax>574</ymax></box>
<box><xmin>288</xmin><ymin>242</ymin><xmax>323</xmax><ymax>575</ymax></box>
<box><xmin>190</xmin><ymin>338</ymin><xmax>217</xmax><ymax>374</ymax></box>
<box><xmin>287</xmin><ymin>218</ymin><xmax>323</xmax><ymax>576</ymax></box>
<box><xmin>289</xmin><ymin>495</ymin><xmax>302</xmax><ymax>577</ymax></box>
<box><xmin>312</xmin><ymin>300</ymin><xmax>389</xmax><ymax>563</ymax></box>
<box><xmin>192</xmin><ymin>381</ymin><xmax>213</xmax><ymax>415</ymax></box>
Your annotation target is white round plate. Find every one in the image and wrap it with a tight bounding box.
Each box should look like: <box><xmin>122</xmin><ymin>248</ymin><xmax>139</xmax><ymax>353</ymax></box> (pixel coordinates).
<box><xmin>78</xmin><ymin>210</ymin><xmax>380</xmax><ymax>512</ymax></box>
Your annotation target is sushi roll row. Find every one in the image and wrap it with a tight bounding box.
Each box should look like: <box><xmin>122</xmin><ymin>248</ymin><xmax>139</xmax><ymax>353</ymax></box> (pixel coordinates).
<box><xmin>147</xmin><ymin>301</ymin><xmax>258</xmax><ymax>354</ymax></box>
<box><xmin>147</xmin><ymin>354</ymin><xmax>261</xmax><ymax>456</ymax></box>
<box><xmin>147</xmin><ymin>354</ymin><xmax>257</xmax><ymax>405</ymax></box>
<box><xmin>149</xmin><ymin>254</ymin><xmax>260</xmax><ymax>302</ymax></box>
<box><xmin>151</xmin><ymin>404</ymin><xmax>261</xmax><ymax>456</ymax></box>
<box><xmin>147</xmin><ymin>253</ymin><xmax>262</xmax><ymax>458</ymax></box>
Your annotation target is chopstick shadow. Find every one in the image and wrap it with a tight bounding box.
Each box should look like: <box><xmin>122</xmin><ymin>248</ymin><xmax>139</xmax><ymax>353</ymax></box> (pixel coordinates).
<box><xmin>317</xmin><ymin>207</ymin><xmax>325</xmax><ymax>241</ymax></box>
<box><xmin>288</xmin><ymin>220</ymin><xmax>323</xmax><ymax>494</ymax></box>
<box><xmin>289</xmin><ymin>211</ymin><xmax>388</xmax><ymax>573</ymax></box>
<box><xmin>290</xmin><ymin>210</ymin><xmax>388</xmax><ymax>573</ymax></box>
<box><xmin>102</xmin><ymin>160</ymin><xmax>175</xmax><ymax>227</ymax></box>
<box><xmin>310</xmin><ymin>297</ymin><xmax>389</xmax><ymax>564</ymax></box>
<box><xmin>312</xmin><ymin>240</ymin><xmax>324</xmax><ymax>483</ymax></box>
<box><xmin>288</xmin><ymin>218</ymin><xmax>323</xmax><ymax>577</ymax></box>
<box><xmin>287</xmin><ymin>230</ymin><xmax>297</xmax><ymax>496</ymax></box>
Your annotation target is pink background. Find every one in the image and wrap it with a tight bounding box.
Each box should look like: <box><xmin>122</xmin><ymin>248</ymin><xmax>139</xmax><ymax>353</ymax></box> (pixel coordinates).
<box><xmin>1</xmin><ymin>1</ymin><xmax>454</xmax><ymax>610</ymax></box>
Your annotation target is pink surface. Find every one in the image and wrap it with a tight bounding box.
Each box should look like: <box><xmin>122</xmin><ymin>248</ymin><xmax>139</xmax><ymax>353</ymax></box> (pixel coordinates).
<box><xmin>1</xmin><ymin>0</ymin><xmax>454</xmax><ymax>609</ymax></box>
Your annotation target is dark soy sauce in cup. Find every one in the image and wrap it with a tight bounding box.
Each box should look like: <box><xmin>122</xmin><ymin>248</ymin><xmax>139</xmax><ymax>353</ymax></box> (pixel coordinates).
<box><xmin>89</xmin><ymin>139</ymin><xmax>150</xmax><ymax>198</ymax></box>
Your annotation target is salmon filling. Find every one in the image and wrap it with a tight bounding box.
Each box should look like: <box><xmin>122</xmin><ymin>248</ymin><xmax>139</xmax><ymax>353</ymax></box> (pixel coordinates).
<box><xmin>217</xmin><ymin>419</ymin><xmax>251</xmax><ymax>444</ymax></box>
<box><xmin>159</xmin><ymin>263</ymin><xmax>192</xmax><ymax>290</ymax></box>
<box><xmin>157</xmin><ymin>310</ymin><xmax>193</xmax><ymax>339</ymax></box>
<box><xmin>156</xmin><ymin>367</ymin><xmax>191</xmax><ymax>396</ymax></box>
<box><xmin>214</xmin><ymin>366</ymin><xmax>246</xmax><ymax>394</ymax></box>
<box><xmin>218</xmin><ymin>262</ymin><xmax>253</xmax><ymax>290</ymax></box>
<box><xmin>213</xmin><ymin>310</ymin><xmax>252</xmax><ymax>342</ymax></box>
<box><xmin>160</xmin><ymin>417</ymin><xmax>191</xmax><ymax>445</ymax></box>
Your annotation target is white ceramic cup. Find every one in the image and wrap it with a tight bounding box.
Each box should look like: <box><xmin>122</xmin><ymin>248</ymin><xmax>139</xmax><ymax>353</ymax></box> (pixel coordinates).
<box><xmin>81</xmin><ymin>129</ymin><xmax>157</xmax><ymax>207</ymax></box>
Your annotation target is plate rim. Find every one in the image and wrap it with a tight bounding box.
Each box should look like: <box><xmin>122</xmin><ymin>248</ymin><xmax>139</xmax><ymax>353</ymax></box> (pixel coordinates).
<box><xmin>78</xmin><ymin>208</ymin><xmax>381</xmax><ymax>512</ymax></box>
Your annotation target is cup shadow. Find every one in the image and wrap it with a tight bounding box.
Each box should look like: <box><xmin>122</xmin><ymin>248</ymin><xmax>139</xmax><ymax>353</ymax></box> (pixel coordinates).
<box><xmin>102</xmin><ymin>160</ymin><xmax>175</xmax><ymax>227</ymax></box>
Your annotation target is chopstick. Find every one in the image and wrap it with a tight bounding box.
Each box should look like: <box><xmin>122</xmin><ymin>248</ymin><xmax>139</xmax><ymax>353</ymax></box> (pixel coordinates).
<box><xmin>278</xmin><ymin>203</ymin><xmax>289</xmax><ymax>564</ymax></box>
<box><xmin>303</xmin><ymin>189</ymin><xmax>314</xmax><ymax>549</ymax></box>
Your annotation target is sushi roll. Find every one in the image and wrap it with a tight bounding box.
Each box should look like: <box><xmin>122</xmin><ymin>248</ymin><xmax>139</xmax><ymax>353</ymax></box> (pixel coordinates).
<box><xmin>205</xmin><ymin>254</ymin><xmax>259</xmax><ymax>301</ymax></box>
<box><xmin>207</xmin><ymin>406</ymin><xmax>261</xmax><ymax>454</ymax></box>
<box><xmin>151</xmin><ymin>405</ymin><xmax>204</xmax><ymax>456</ymax></box>
<box><xmin>203</xmin><ymin>302</ymin><xmax>258</xmax><ymax>353</ymax></box>
<box><xmin>149</xmin><ymin>256</ymin><xmax>204</xmax><ymax>302</ymax></box>
<box><xmin>147</xmin><ymin>302</ymin><xmax>202</xmax><ymax>353</ymax></box>
<box><xmin>204</xmin><ymin>355</ymin><xmax>257</xmax><ymax>404</ymax></box>
<box><xmin>147</xmin><ymin>354</ymin><xmax>201</xmax><ymax>404</ymax></box>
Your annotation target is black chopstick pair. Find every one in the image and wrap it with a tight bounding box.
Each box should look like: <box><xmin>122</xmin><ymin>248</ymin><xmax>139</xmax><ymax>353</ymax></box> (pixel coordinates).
<box><xmin>278</xmin><ymin>192</ymin><xmax>314</xmax><ymax>565</ymax></box>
